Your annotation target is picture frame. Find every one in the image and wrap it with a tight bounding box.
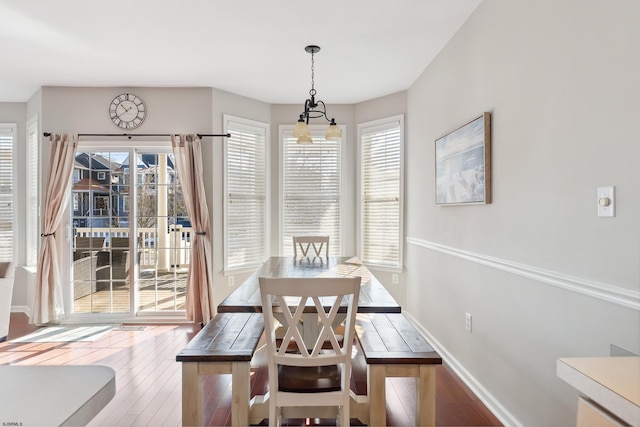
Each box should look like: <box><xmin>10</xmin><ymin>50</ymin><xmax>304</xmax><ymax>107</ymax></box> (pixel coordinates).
<box><xmin>435</xmin><ymin>112</ymin><xmax>491</xmax><ymax>205</ymax></box>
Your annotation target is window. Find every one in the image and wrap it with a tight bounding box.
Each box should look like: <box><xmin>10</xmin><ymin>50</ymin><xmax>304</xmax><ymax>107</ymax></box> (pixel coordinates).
<box><xmin>359</xmin><ymin>115</ymin><xmax>404</xmax><ymax>268</ymax></box>
<box><xmin>26</xmin><ymin>117</ymin><xmax>39</xmax><ymax>267</ymax></box>
<box><xmin>94</xmin><ymin>195</ymin><xmax>109</xmax><ymax>214</ymax></box>
<box><xmin>0</xmin><ymin>124</ymin><xmax>15</xmax><ymax>263</ymax></box>
<box><xmin>224</xmin><ymin>115</ymin><xmax>268</xmax><ymax>271</ymax></box>
<box><xmin>281</xmin><ymin>125</ymin><xmax>344</xmax><ymax>256</ymax></box>
<box><xmin>97</xmin><ymin>171</ymin><xmax>106</xmax><ymax>181</ymax></box>
<box><xmin>122</xmin><ymin>195</ymin><xmax>129</xmax><ymax>213</ymax></box>
<box><xmin>71</xmin><ymin>149</ymin><xmax>188</xmax><ymax>316</ymax></box>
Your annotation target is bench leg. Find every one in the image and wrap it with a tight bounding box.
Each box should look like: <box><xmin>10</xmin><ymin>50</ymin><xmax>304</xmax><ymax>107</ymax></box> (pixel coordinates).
<box><xmin>369</xmin><ymin>365</ymin><xmax>387</xmax><ymax>426</ymax></box>
<box><xmin>231</xmin><ymin>362</ymin><xmax>250</xmax><ymax>427</ymax></box>
<box><xmin>417</xmin><ymin>365</ymin><xmax>436</xmax><ymax>426</ymax></box>
<box><xmin>182</xmin><ymin>362</ymin><xmax>202</xmax><ymax>427</ymax></box>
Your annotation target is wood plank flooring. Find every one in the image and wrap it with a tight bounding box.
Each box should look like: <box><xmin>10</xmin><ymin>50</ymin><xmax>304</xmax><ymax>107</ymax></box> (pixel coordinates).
<box><xmin>2</xmin><ymin>313</ymin><xmax>502</xmax><ymax>426</ymax></box>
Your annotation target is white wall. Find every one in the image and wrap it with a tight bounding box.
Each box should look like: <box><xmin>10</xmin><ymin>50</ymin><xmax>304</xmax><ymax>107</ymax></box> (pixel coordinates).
<box><xmin>405</xmin><ymin>1</ymin><xmax>640</xmax><ymax>425</ymax></box>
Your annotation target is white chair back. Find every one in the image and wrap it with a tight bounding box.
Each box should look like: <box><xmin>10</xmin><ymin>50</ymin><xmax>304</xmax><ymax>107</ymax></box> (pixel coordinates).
<box><xmin>259</xmin><ymin>276</ymin><xmax>360</xmax><ymax>426</ymax></box>
<box><xmin>292</xmin><ymin>235</ymin><xmax>330</xmax><ymax>258</ymax></box>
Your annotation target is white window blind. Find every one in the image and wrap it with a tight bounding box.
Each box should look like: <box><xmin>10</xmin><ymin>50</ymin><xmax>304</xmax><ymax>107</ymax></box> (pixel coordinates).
<box><xmin>26</xmin><ymin>118</ymin><xmax>39</xmax><ymax>267</ymax></box>
<box><xmin>0</xmin><ymin>125</ymin><xmax>15</xmax><ymax>263</ymax></box>
<box><xmin>359</xmin><ymin>116</ymin><xmax>403</xmax><ymax>268</ymax></box>
<box><xmin>224</xmin><ymin>116</ymin><xmax>268</xmax><ymax>271</ymax></box>
<box><xmin>281</xmin><ymin>127</ymin><xmax>341</xmax><ymax>256</ymax></box>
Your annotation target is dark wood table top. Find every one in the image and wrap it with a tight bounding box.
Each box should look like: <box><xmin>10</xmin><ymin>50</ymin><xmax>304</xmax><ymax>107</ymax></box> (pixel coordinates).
<box><xmin>218</xmin><ymin>256</ymin><xmax>401</xmax><ymax>314</ymax></box>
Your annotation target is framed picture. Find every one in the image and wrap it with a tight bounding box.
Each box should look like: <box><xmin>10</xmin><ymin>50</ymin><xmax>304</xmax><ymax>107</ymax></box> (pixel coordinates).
<box><xmin>435</xmin><ymin>112</ymin><xmax>491</xmax><ymax>205</ymax></box>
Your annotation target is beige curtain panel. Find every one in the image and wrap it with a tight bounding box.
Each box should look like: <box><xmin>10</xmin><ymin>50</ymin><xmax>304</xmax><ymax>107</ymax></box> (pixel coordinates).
<box><xmin>32</xmin><ymin>133</ymin><xmax>78</xmax><ymax>325</ymax></box>
<box><xmin>171</xmin><ymin>134</ymin><xmax>215</xmax><ymax>324</ymax></box>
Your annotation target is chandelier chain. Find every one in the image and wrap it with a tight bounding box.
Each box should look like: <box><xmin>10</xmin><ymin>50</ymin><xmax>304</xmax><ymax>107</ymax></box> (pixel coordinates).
<box><xmin>309</xmin><ymin>49</ymin><xmax>316</xmax><ymax>96</ymax></box>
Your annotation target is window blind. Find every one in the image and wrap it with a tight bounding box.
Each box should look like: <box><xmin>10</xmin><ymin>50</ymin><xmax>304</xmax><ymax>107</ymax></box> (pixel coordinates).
<box><xmin>224</xmin><ymin>116</ymin><xmax>267</xmax><ymax>271</ymax></box>
<box><xmin>26</xmin><ymin>120</ymin><xmax>39</xmax><ymax>267</ymax></box>
<box><xmin>0</xmin><ymin>125</ymin><xmax>15</xmax><ymax>262</ymax></box>
<box><xmin>360</xmin><ymin>118</ymin><xmax>403</xmax><ymax>267</ymax></box>
<box><xmin>282</xmin><ymin>128</ymin><xmax>341</xmax><ymax>256</ymax></box>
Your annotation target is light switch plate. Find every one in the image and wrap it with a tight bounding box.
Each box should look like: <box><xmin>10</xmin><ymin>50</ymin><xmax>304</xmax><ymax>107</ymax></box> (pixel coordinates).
<box><xmin>597</xmin><ymin>186</ymin><xmax>615</xmax><ymax>217</ymax></box>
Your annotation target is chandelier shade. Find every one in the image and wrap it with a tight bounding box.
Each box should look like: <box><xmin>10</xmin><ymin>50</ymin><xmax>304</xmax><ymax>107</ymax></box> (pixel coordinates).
<box><xmin>294</xmin><ymin>45</ymin><xmax>341</xmax><ymax>144</ymax></box>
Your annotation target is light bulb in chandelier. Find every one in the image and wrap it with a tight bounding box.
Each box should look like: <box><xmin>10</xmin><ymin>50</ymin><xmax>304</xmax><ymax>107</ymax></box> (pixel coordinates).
<box><xmin>293</xmin><ymin>115</ymin><xmax>311</xmax><ymax>139</ymax></box>
<box><xmin>296</xmin><ymin>133</ymin><xmax>313</xmax><ymax>144</ymax></box>
<box><xmin>325</xmin><ymin>118</ymin><xmax>342</xmax><ymax>141</ymax></box>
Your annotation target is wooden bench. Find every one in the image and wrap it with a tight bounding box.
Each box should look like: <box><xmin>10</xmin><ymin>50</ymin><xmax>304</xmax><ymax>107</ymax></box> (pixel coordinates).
<box><xmin>176</xmin><ymin>312</ymin><xmax>264</xmax><ymax>427</ymax></box>
<box><xmin>355</xmin><ymin>312</ymin><xmax>442</xmax><ymax>426</ymax></box>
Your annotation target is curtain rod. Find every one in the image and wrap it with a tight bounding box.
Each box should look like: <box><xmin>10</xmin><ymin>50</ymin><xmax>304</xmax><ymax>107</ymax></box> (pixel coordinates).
<box><xmin>43</xmin><ymin>132</ymin><xmax>230</xmax><ymax>139</ymax></box>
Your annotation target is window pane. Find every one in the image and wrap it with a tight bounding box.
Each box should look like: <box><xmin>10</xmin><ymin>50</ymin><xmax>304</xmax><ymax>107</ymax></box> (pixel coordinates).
<box><xmin>26</xmin><ymin>119</ymin><xmax>39</xmax><ymax>267</ymax></box>
<box><xmin>282</xmin><ymin>127</ymin><xmax>341</xmax><ymax>256</ymax></box>
<box><xmin>224</xmin><ymin>116</ymin><xmax>267</xmax><ymax>271</ymax></box>
<box><xmin>0</xmin><ymin>125</ymin><xmax>15</xmax><ymax>263</ymax></box>
<box><xmin>360</xmin><ymin>117</ymin><xmax>403</xmax><ymax>267</ymax></box>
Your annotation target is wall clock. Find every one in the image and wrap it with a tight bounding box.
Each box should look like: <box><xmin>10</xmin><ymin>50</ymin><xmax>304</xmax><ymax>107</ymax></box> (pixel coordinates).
<box><xmin>109</xmin><ymin>93</ymin><xmax>146</xmax><ymax>129</ymax></box>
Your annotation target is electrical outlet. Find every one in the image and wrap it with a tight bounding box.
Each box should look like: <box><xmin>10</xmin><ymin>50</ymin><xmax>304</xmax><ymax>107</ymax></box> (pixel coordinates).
<box><xmin>392</xmin><ymin>274</ymin><xmax>399</xmax><ymax>285</ymax></box>
<box><xmin>227</xmin><ymin>275</ymin><xmax>235</xmax><ymax>287</ymax></box>
<box><xmin>465</xmin><ymin>313</ymin><xmax>472</xmax><ymax>333</ymax></box>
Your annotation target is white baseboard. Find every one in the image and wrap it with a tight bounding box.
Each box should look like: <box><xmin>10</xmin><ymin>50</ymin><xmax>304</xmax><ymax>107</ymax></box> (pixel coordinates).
<box><xmin>10</xmin><ymin>306</ymin><xmax>32</xmax><ymax>319</ymax></box>
<box><xmin>403</xmin><ymin>310</ymin><xmax>522</xmax><ymax>427</ymax></box>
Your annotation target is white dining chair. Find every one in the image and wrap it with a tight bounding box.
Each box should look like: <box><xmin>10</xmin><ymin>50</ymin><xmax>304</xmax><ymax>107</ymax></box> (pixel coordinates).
<box><xmin>258</xmin><ymin>276</ymin><xmax>360</xmax><ymax>427</ymax></box>
<box><xmin>292</xmin><ymin>235</ymin><xmax>330</xmax><ymax>258</ymax></box>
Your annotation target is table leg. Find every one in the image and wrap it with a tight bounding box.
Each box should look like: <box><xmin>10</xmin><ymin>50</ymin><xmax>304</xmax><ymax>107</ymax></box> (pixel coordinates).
<box><xmin>182</xmin><ymin>362</ymin><xmax>202</xmax><ymax>427</ymax></box>
<box><xmin>302</xmin><ymin>313</ymin><xmax>320</xmax><ymax>349</ymax></box>
<box><xmin>231</xmin><ymin>362</ymin><xmax>250</xmax><ymax>427</ymax></box>
<box><xmin>369</xmin><ymin>365</ymin><xmax>387</xmax><ymax>426</ymax></box>
<box><xmin>418</xmin><ymin>365</ymin><xmax>436</xmax><ymax>426</ymax></box>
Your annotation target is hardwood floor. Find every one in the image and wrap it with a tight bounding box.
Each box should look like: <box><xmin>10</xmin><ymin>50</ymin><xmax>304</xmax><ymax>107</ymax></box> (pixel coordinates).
<box><xmin>2</xmin><ymin>313</ymin><xmax>502</xmax><ymax>426</ymax></box>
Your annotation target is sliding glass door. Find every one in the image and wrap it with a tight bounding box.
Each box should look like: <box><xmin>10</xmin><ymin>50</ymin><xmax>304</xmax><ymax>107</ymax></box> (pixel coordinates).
<box><xmin>71</xmin><ymin>149</ymin><xmax>188</xmax><ymax>317</ymax></box>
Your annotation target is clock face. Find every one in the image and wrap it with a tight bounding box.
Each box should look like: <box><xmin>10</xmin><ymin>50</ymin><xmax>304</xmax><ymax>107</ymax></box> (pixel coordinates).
<box><xmin>109</xmin><ymin>93</ymin><xmax>146</xmax><ymax>129</ymax></box>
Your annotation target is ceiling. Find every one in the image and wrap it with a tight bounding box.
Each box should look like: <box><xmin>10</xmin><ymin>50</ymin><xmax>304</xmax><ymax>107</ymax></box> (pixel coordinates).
<box><xmin>0</xmin><ymin>0</ymin><xmax>481</xmax><ymax>104</ymax></box>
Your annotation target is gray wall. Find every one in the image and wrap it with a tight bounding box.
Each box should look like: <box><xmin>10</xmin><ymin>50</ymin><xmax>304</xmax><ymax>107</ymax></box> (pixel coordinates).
<box><xmin>404</xmin><ymin>1</ymin><xmax>640</xmax><ymax>425</ymax></box>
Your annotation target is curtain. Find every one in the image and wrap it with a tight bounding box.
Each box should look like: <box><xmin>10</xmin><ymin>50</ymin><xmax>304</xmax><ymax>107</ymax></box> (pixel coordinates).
<box><xmin>171</xmin><ymin>134</ymin><xmax>215</xmax><ymax>324</ymax></box>
<box><xmin>32</xmin><ymin>134</ymin><xmax>78</xmax><ymax>325</ymax></box>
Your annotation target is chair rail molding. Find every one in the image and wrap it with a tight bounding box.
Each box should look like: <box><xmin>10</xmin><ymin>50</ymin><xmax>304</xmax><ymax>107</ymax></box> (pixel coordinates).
<box><xmin>406</xmin><ymin>237</ymin><xmax>640</xmax><ymax>311</ymax></box>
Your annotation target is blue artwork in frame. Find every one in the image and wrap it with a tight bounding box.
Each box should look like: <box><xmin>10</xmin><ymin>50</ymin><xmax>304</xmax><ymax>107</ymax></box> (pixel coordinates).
<box><xmin>435</xmin><ymin>112</ymin><xmax>491</xmax><ymax>205</ymax></box>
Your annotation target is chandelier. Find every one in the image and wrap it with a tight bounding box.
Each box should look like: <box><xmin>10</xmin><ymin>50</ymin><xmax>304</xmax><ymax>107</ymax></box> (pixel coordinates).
<box><xmin>293</xmin><ymin>45</ymin><xmax>342</xmax><ymax>144</ymax></box>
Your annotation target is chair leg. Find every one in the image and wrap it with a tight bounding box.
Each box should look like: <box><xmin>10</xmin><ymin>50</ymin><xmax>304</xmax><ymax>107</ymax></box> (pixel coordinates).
<box><xmin>268</xmin><ymin>400</ymin><xmax>277</xmax><ymax>427</ymax></box>
<box><xmin>338</xmin><ymin>405</ymin><xmax>349</xmax><ymax>426</ymax></box>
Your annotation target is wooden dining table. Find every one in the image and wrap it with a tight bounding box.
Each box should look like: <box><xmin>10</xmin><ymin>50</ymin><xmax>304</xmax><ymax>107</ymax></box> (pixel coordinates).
<box><xmin>218</xmin><ymin>256</ymin><xmax>401</xmax><ymax>315</ymax></box>
<box><xmin>216</xmin><ymin>256</ymin><xmax>402</xmax><ymax>424</ymax></box>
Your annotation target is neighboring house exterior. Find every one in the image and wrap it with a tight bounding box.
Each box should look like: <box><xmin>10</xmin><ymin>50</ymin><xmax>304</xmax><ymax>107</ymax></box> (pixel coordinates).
<box><xmin>71</xmin><ymin>153</ymin><xmax>183</xmax><ymax>230</ymax></box>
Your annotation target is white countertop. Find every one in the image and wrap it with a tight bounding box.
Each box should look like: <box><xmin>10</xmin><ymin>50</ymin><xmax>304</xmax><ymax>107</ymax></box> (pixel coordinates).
<box><xmin>0</xmin><ymin>365</ymin><xmax>115</xmax><ymax>426</ymax></box>
<box><xmin>557</xmin><ymin>356</ymin><xmax>640</xmax><ymax>426</ymax></box>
